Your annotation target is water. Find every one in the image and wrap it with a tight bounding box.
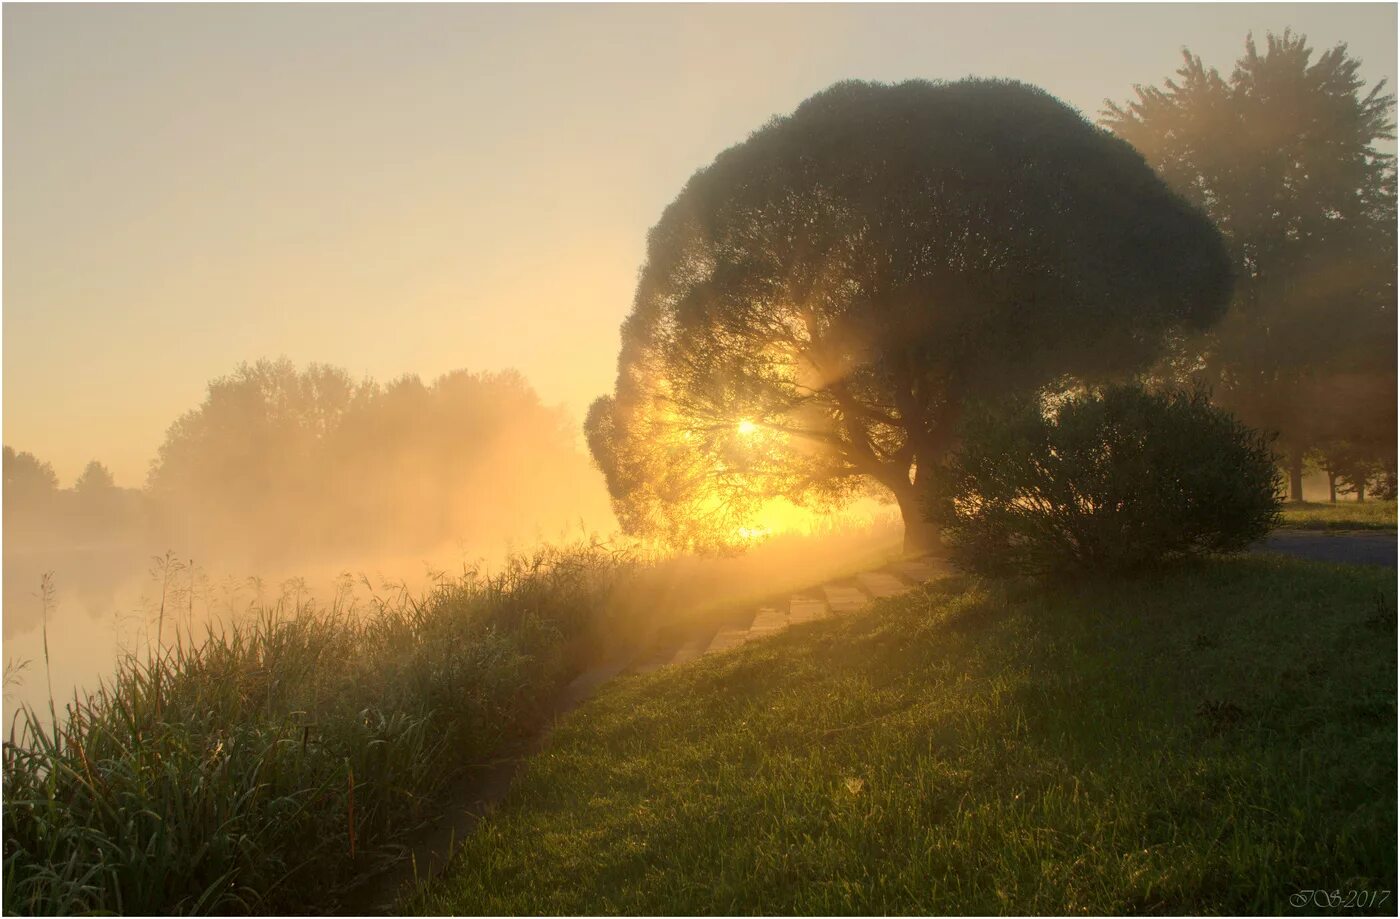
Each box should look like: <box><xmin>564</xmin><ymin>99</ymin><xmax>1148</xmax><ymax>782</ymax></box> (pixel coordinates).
<box><xmin>2</xmin><ymin>503</ymin><xmax>905</xmax><ymax>729</ymax></box>
<box><xmin>1</xmin><ymin>540</ymin><xmax>502</xmax><ymax>728</ymax></box>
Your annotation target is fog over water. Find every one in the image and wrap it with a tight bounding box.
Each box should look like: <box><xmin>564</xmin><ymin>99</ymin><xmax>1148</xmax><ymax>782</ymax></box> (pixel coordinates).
<box><xmin>3</xmin><ymin>508</ymin><xmax>905</xmax><ymax>726</ymax></box>
<box><xmin>3</xmin><ymin>537</ymin><xmax>580</xmax><ymax>726</ymax></box>
<box><xmin>2</xmin><ymin>360</ymin><xmax>628</xmax><ymax>723</ymax></box>
<box><xmin>2</xmin><ymin>358</ymin><xmax>905</xmax><ymax>725</ymax></box>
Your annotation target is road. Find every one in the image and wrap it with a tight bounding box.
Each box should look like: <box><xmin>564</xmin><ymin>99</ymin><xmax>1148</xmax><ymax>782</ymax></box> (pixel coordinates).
<box><xmin>1256</xmin><ymin>530</ymin><xmax>1397</xmax><ymax>568</ymax></box>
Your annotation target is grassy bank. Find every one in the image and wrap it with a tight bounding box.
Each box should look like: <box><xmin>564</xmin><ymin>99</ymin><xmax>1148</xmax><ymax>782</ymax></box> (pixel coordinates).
<box><xmin>1280</xmin><ymin>500</ymin><xmax>1397</xmax><ymax>531</ymax></box>
<box><xmin>420</xmin><ymin>556</ymin><xmax>1397</xmax><ymax>915</ymax></box>
<box><xmin>2</xmin><ymin>543</ymin><xmax>634</xmax><ymax>915</ymax></box>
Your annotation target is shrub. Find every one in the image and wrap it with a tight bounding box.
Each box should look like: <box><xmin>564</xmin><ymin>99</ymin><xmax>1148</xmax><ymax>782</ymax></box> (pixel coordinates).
<box><xmin>927</xmin><ymin>386</ymin><xmax>1281</xmax><ymax>578</ymax></box>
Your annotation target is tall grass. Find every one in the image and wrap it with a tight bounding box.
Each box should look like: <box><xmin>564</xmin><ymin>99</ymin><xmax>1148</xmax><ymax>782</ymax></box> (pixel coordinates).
<box><xmin>2</xmin><ymin>542</ymin><xmax>634</xmax><ymax>915</ymax></box>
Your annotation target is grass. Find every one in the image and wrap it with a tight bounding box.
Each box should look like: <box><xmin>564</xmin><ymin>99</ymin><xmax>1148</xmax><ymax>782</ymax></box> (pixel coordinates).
<box><xmin>1279</xmin><ymin>500</ymin><xmax>1397</xmax><ymax>531</ymax></box>
<box><xmin>2</xmin><ymin>542</ymin><xmax>635</xmax><ymax>915</ymax></box>
<box><xmin>418</xmin><ymin>556</ymin><xmax>1397</xmax><ymax>915</ymax></box>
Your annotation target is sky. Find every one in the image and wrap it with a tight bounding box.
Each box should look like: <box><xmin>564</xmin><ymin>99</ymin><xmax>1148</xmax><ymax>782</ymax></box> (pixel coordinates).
<box><xmin>5</xmin><ymin>2</ymin><xmax>1396</xmax><ymax>486</ymax></box>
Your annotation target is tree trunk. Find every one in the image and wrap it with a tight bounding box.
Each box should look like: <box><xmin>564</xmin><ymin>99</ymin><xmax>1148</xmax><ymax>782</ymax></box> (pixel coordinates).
<box><xmin>1357</xmin><ymin>481</ymin><xmax>1367</xmax><ymax>503</ymax></box>
<box><xmin>892</xmin><ymin>481</ymin><xmax>938</xmax><ymax>556</ymax></box>
<box><xmin>1328</xmin><ymin>471</ymin><xmax>1337</xmax><ymax>503</ymax></box>
<box><xmin>1288</xmin><ymin>450</ymin><xmax>1305</xmax><ymax>502</ymax></box>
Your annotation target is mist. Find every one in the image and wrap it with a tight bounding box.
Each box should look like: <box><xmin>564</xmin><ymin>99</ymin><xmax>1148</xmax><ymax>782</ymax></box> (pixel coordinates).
<box><xmin>2</xmin><ymin>359</ymin><xmax>618</xmax><ymax>715</ymax></box>
<box><xmin>2</xmin><ymin>357</ymin><xmax>909</xmax><ymax>724</ymax></box>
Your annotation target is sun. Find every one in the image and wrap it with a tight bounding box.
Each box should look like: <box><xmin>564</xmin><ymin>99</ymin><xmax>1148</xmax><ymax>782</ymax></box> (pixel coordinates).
<box><xmin>736</xmin><ymin>419</ymin><xmax>757</xmax><ymax>436</ymax></box>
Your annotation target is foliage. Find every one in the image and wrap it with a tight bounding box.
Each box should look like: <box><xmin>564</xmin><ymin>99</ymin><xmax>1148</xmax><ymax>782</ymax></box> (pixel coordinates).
<box><xmin>1103</xmin><ymin>31</ymin><xmax>1397</xmax><ymax>498</ymax></box>
<box><xmin>73</xmin><ymin>460</ymin><xmax>117</xmax><ymax>496</ymax></box>
<box><xmin>146</xmin><ymin>359</ymin><xmax>611</xmax><ymax>562</ymax></box>
<box><xmin>3</xmin><ymin>446</ymin><xmax>59</xmax><ymax>505</ymax></box>
<box><xmin>588</xmin><ymin>78</ymin><xmax>1231</xmax><ymax>553</ymax></box>
<box><xmin>1312</xmin><ymin>438</ymin><xmax>1394</xmax><ymax>502</ymax></box>
<box><xmin>926</xmin><ymin>386</ymin><xmax>1281</xmax><ymax>578</ymax></box>
<box><xmin>1</xmin><ymin>543</ymin><xmax>633</xmax><ymax>915</ymax></box>
<box><xmin>416</xmin><ymin>557</ymin><xmax>1396</xmax><ymax>915</ymax></box>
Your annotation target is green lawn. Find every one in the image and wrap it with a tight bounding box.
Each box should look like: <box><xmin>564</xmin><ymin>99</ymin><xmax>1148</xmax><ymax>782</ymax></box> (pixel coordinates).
<box><xmin>418</xmin><ymin>557</ymin><xmax>1396</xmax><ymax>915</ymax></box>
<box><xmin>1280</xmin><ymin>500</ymin><xmax>1397</xmax><ymax>531</ymax></box>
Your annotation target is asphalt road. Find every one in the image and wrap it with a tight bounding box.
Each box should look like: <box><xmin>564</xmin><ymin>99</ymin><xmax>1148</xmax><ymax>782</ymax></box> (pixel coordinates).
<box><xmin>1257</xmin><ymin>530</ymin><xmax>1398</xmax><ymax>568</ymax></box>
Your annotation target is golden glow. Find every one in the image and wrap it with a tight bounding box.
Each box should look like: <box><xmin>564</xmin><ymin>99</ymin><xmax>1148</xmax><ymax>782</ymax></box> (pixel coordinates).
<box><xmin>737</xmin><ymin>419</ymin><xmax>758</xmax><ymax>436</ymax></box>
<box><xmin>729</xmin><ymin>496</ymin><xmax>898</xmax><ymax>545</ymax></box>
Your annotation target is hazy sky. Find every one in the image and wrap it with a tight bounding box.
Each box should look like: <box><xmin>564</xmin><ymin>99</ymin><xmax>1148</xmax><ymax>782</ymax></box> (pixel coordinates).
<box><xmin>5</xmin><ymin>3</ymin><xmax>1396</xmax><ymax>486</ymax></box>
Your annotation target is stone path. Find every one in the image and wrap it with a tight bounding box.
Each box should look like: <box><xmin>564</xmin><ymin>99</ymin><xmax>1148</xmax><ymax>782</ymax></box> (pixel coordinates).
<box><xmin>789</xmin><ymin>595</ymin><xmax>829</xmax><ymax>625</ymax></box>
<box><xmin>674</xmin><ymin>554</ymin><xmax>947</xmax><ymax>663</ymax></box>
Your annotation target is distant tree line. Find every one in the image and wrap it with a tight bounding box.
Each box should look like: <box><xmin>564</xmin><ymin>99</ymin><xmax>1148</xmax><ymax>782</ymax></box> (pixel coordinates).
<box><xmin>3</xmin><ymin>449</ymin><xmax>147</xmax><ymax>548</ymax></box>
<box><xmin>1103</xmin><ymin>30</ymin><xmax>1396</xmax><ymax>502</ymax></box>
<box><xmin>5</xmin><ymin>359</ymin><xmax>613</xmax><ymax>567</ymax></box>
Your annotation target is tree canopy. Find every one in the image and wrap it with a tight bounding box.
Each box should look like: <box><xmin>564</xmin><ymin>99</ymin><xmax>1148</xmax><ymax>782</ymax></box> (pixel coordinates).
<box><xmin>74</xmin><ymin>460</ymin><xmax>117</xmax><ymax>496</ymax></box>
<box><xmin>588</xmin><ymin>78</ymin><xmax>1233</xmax><ymax>551</ymax></box>
<box><xmin>1103</xmin><ymin>31</ymin><xmax>1397</xmax><ymax>500</ymax></box>
<box><xmin>3</xmin><ymin>446</ymin><xmax>58</xmax><ymax>505</ymax></box>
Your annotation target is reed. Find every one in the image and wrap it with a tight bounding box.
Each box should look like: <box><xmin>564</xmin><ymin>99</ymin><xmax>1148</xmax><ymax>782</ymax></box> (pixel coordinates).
<box><xmin>2</xmin><ymin>541</ymin><xmax>634</xmax><ymax>915</ymax></box>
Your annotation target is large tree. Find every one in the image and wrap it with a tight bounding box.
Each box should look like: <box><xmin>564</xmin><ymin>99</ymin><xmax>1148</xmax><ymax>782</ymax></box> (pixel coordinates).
<box><xmin>588</xmin><ymin>79</ymin><xmax>1232</xmax><ymax>552</ymax></box>
<box><xmin>1103</xmin><ymin>31</ymin><xmax>1397</xmax><ymax>500</ymax></box>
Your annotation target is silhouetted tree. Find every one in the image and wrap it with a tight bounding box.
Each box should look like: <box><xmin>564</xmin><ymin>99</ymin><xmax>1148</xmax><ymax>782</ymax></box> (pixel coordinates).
<box><xmin>3</xmin><ymin>446</ymin><xmax>63</xmax><ymax>547</ymax></box>
<box><xmin>588</xmin><ymin>79</ymin><xmax>1232</xmax><ymax>552</ymax></box>
<box><xmin>73</xmin><ymin>460</ymin><xmax>116</xmax><ymax>496</ymax></box>
<box><xmin>1316</xmin><ymin>443</ymin><xmax>1374</xmax><ymax>502</ymax></box>
<box><xmin>1314</xmin><ymin>424</ymin><xmax>1394</xmax><ymax>503</ymax></box>
<box><xmin>4</xmin><ymin>447</ymin><xmax>59</xmax><ymax>504</ymax></box>
<box><xmin>321</xmin><ymin>367</ymin><xmax>607</xmax><ymax>556</ymax></box>
<box><xmin>1104</xmin><ymin>31</ymin><xmax>1397</xmax><ymax>501</ymax></box>
<box><xmin>148</xmin><ymin>359</ymin><xmax>366</xmax><ymax>552</ymax></box>
<box><xmin>69</xmin><ymin>459</ymin><xmax>143</xmax><ymax>536</ymax></box>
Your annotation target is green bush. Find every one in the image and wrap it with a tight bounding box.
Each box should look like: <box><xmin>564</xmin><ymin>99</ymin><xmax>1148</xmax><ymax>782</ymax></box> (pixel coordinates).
<box><xmin>927</xmin><ymin>386</ymin><xmax>1281</xmax><ymax>578</ymax></box>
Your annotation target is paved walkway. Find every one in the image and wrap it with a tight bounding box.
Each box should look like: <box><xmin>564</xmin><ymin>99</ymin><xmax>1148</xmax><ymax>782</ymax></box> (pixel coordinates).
<box><xmin>628</xmin><ymin>555</ymin><xmax>955</xmax><ymax>675</ymax></box>
<box><xmin>1256</xmin><ymin>530</ymin><xmax>1397</xmax><ymax>568</ymax></box>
